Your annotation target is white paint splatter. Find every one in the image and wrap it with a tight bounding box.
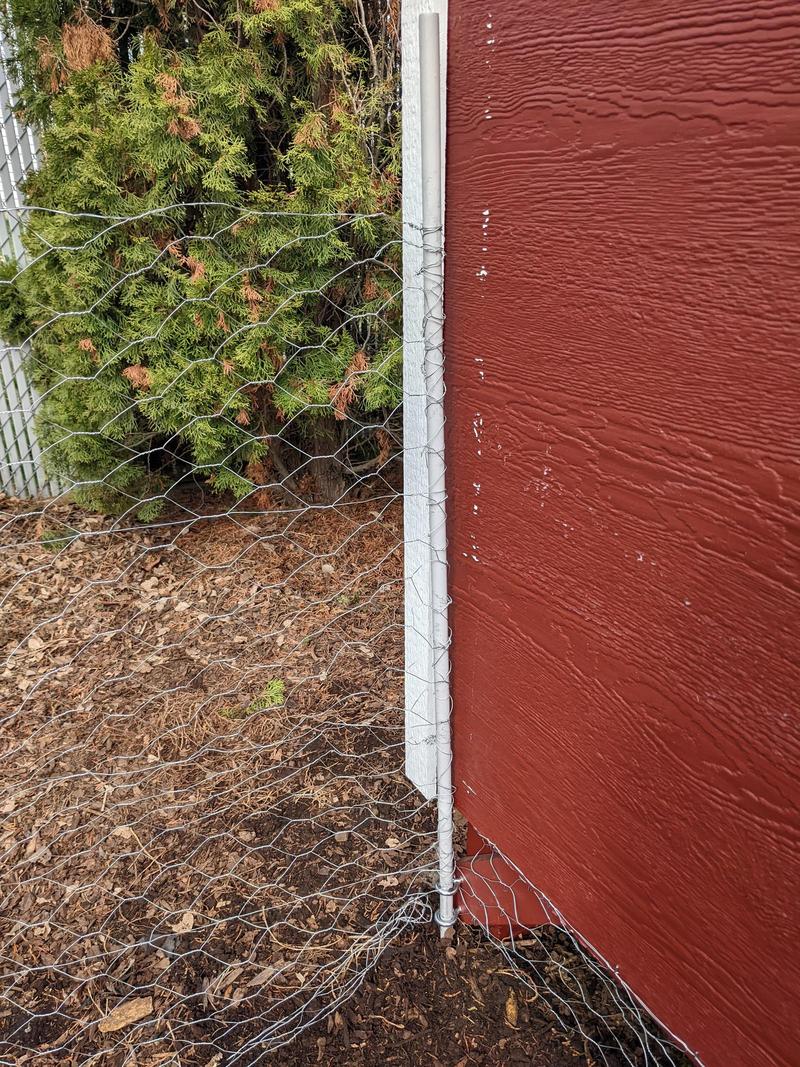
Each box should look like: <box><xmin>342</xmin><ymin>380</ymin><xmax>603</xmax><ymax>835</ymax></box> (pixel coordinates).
<box><xmin>477</xmin><ymin>210</ymin><xmax>491</xmax><ymax>277</ymax></box>
<box><xmin>464</xmin><ymin>477</ymin><xmax>482</xmax><ymax>563</ymax></box>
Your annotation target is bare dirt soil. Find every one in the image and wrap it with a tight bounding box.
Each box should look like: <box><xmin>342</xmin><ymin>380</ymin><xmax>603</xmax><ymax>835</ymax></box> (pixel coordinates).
<box><xmin>0</xmin><ymin>492</ymin><xmax>688</xmax><ymax>1067</ymax></box>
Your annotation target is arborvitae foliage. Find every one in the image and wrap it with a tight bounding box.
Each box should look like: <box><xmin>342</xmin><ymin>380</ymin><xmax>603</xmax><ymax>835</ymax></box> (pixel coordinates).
<box><xmin>0</xmin><ymin>0</ymin><xmax>401</xmax><ymax>514</ymax></box>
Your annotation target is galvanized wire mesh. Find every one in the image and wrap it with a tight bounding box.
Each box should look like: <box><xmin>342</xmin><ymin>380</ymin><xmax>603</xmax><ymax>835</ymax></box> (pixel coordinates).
<box><xmin>0</xmin><ymin>163</ymin><xmax>716</xmax><ymax>1067</ymax></box>
<box><xmin>457</xmin><ymin>835</ymin><xmax>699</xmax><ymax>1067</ymax></box>
<box><xmin>0</xmin><ymin>203</ymin><xmax>441</xmax><ymax>1065</ymax></box>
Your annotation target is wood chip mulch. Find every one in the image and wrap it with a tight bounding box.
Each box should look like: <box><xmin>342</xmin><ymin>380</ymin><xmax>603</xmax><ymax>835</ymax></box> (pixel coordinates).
<box><xmin>0</xmin><ymin>490</ymin><xmax>688</xmax><ymax>1067</ymax></box>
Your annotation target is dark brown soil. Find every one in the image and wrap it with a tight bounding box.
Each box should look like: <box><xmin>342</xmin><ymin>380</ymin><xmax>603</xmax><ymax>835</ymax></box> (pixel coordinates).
<box><xmin>264</xmin><ymin>924</ymin><xmax>587</xmax><ymax>1067</ymax></box>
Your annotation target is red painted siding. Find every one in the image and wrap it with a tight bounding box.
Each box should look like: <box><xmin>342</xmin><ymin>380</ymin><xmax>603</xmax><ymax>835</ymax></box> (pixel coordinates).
<box><xmin>444</xmin><ymin>4</ymin><xmax>800</xmax><ymax>1066</ymax></box>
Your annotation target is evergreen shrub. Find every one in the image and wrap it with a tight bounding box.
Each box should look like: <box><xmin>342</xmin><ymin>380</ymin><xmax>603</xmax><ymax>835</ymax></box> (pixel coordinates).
<box><xmin>0</xmin><ymin>0</ymin><xmax>401</xmax><ymax>514</ymax></box>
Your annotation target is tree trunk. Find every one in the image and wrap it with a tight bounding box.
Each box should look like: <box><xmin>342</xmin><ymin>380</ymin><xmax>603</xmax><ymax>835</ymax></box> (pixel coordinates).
<box><xmin>309</xmin><ymin>416</ymin><xmax>348</xmax><ymax>505</ymax></box>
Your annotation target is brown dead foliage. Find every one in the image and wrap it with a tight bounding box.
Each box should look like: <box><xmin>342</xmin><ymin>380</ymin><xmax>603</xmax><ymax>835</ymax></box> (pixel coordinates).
<box><xmin>388</xmin><ymin>0</ymin><xmax>400</xmax><ymax>43</ymax></box>
<box><xmin>0</xmin><ymin>494</ymin><xmax>435</xmax><ymax>1064</ymax></box>
<box><xmin>61</xmin><ymin>15</ymin><xmax>115</xmax><ymax>73</ymax></box>
<box><xmin>244</xmin><ymin>457</ymin><xmax>275</xmax><ymax>511</ymax></box>
<box><xmin>122</xmin><ymin>364</ymin><xmax>152</xmax><ymax>390</ymax></box>
<box><xmin>156</xmin><ymin>71</ymin><xmax>201</xmax><ymax>140</ymax></box>
<box><xmin>166</xmin><ymin>115</ymin><xmax>201</xmax><ymax>140</ymax></box>
<box><xmin>293</xmin><ymin>110</ymin><xmax>327</xmax><ymax>149</ymax></box>
<box><xmin>183</xmin><ymin>254</ymin><xmax>206</xmax><ymax>283</ymax></box>
<box><xmin>36</xmin><ymin>37</ymin><xmax>65</xmax><ymax>93</ymax></box>
<box><xmin>168</xmin><ymin>245</ymin><xmax>206</xmax><ymax>281</ymax></box>
<box><xmin>330</xmin><ymin>349</ymin><xmax>368</xmax><ymax>421</ymax></box>
<box><xmin>362</xmin><ymin>272</ymin><xmax>379</xmax><ymax>301</ymax></box>
<box><xmin>375</xmin><ymin>428</ymin><xmax>392</xmax><ymax>467</ymax></box>
<box><xmin>155</xmin><ymin>71</ymin><xmax>183</xmax><ymax>107</ymax></box>
<box><xmin>241</xmin><ymin>273</ymin><xmax>263</xmax><ymax>321</ymax></box>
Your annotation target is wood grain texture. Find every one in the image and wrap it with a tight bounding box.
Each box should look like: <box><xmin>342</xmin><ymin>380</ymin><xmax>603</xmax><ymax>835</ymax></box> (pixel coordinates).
<box><xmin>444</xmin><ymin>3</ymin><xmax>800</xmax><ymax>1065</ymax></box>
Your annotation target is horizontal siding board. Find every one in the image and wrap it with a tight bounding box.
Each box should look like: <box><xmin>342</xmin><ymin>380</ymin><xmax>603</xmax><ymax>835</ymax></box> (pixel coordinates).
<box><xmin>445</xmin><ymin>3</ymin><xmax>800</xmax><ymax>1066</ymax></box>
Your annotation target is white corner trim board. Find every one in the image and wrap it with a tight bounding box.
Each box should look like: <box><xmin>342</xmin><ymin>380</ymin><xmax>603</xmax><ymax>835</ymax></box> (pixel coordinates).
<box><xmin>402</xmin><ymin>0</ymin><xmax>448</xmax><ymax>800</ymax></box>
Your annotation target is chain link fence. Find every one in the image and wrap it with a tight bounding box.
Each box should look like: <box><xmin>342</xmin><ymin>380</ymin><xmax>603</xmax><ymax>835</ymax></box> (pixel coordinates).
<box><xmin>0</xmin><ymin>31</ymin><xmax>57</xmax><ymax>498</ymax></box>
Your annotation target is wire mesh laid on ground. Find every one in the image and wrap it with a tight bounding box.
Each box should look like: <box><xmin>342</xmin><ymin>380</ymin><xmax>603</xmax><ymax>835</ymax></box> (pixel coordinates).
<box><xmin>1</xmin><ymin>491</ymin><xmax>435</xmax><ymax>1064</ymax></box>
<box><xmin>457</xmin><ymin>838</ymin><xmax>697</xmax><ymax>1067</ymax></box>
<box><xmin>0</xmin><ymin>202</ymin><xmax>700</xmax><ymax>1067</ymax></box>
<box><xmin>0</xmin><ymin>205</ymin><xmax>437</xmax><ymax>1064</ymax></box>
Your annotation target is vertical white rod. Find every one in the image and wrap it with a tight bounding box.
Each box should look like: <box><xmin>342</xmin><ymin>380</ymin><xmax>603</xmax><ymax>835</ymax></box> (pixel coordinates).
<box><xmin>419</xmin><ymin>12</ymin><xmax>456</xmax><ymax>934</ymax></box>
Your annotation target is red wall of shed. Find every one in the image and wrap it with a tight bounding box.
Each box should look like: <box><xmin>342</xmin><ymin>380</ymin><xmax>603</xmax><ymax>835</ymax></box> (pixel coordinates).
<box><xmin>444</xmin><ymin>4</ymin><xmax>800</xmax><ymax>1066</ymax></box>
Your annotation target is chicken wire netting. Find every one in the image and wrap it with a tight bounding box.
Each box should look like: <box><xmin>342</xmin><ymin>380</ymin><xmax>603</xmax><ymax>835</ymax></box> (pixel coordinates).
<box><xmin>0</xmin><ymin>203</ymin><xmax>440</xmax><ymax>1065</ymax></box>
<box><xmin>456</xmin><ymin>839</ymin><xmax>697</xmax><ymax>1067</ymax></box>
<box><xmin>0</xmin><ymin>188</ymin><xmax>714</xmax><ymax>1067</ymax></box>
<box><xmin>0</xmin><ymin>199</ymin><xmax>701</xmax><ymax>1067</ymax></box>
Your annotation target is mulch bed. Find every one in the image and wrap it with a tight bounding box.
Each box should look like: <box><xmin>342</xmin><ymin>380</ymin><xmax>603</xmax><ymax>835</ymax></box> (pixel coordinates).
<box><xmin>266</xmin><ymin>924</ymin><xmax>591</xmax><ymax>1067</ymax></box>
<box><xmin>0</xmin><ymin>490</ymin><xmax>689</xmax><ymax>1067</ymax></box>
